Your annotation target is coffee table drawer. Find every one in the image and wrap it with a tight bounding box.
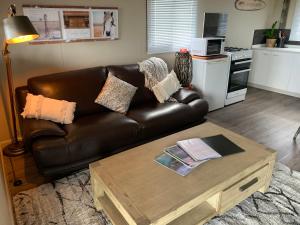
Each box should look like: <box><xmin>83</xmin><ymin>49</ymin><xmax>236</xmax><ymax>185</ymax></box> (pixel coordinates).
<box><xmin>220</xmin><ymin>165</ymin><xmax>269</xmax><ymax>213</ymax></box>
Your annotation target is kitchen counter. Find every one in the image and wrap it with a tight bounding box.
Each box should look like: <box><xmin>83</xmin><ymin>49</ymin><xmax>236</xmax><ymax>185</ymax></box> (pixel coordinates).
<box><xmin>252</xmin><ymin>45</ymin><xmax>300</xmax><ymax>53</ymax></box>
<box><xmin>249</xmin><ymin>45</ymin><xmax>300</xmax><ymax>98</ymax></box>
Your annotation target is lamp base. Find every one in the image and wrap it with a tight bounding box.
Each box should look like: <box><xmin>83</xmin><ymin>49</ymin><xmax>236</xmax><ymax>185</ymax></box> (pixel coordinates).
<box><xmin>3</xmin><ymin>142</ymin><xmax>25</xmax><ymax>187</ymax></box>
<box><xmin>3</xmin><ymin>142</ymin><xmax>25</xmax><ymax>157</ymax></box>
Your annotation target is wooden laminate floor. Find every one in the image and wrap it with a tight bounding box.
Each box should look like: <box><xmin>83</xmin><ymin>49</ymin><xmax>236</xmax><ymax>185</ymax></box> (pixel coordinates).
<box><xmin>208</xmin><ymin>87</ymin><xmax>300</xmax><ymax>171</ymax></box>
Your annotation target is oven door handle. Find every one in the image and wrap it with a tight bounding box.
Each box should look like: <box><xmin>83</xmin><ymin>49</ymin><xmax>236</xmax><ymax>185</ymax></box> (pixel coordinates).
<box><xmin>233</xmin><ymin>69</ymin><xmax>251</xmax><ymax>74</ymax></box>
<box><xmin>234</xmin><ymin>60</ymin><xmax>253</xmax><ymax>65</ymax></box>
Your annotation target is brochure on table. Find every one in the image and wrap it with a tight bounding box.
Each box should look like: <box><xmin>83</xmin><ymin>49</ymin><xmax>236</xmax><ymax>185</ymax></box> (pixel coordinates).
<box><xmin>155</xmin><ymin>135</ymin><xmax>245</xmax><ymax>176</ymax></box>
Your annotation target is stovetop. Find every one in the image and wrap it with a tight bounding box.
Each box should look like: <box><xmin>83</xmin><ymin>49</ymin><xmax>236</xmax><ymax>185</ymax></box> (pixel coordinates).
<box><xmin>224</xmin><ymin>47</ymin><xmax>250</xmax><ymax>52</ymax></box>
<box><xmin>224</xmin><ymin>46</ymin><xmax>253</xmax><ymax>61</ymax></box>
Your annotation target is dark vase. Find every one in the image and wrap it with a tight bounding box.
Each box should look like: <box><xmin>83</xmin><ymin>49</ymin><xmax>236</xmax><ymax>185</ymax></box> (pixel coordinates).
<box><xmin>174</xmin><ymin>52</ymin><xmax>192</xmax><ymax>87</ymax></box>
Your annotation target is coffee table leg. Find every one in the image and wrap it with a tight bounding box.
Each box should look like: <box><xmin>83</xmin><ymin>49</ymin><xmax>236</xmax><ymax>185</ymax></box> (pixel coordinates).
<box><xmin>259</xmin><ymin>160</ymin><xmax>275</xmax><ymax>193</ymax></box>
<box><xmin>91</xmin><ymin>169</ymin><xmax>105</xmax><ymax>211</ymax></box>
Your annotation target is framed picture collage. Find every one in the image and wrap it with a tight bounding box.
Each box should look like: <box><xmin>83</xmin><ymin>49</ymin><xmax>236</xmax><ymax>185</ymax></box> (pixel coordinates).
<box><xmin>23</xmin><ymin>5</ymin><xmax>119</xmax><ymax>44</ymax></box>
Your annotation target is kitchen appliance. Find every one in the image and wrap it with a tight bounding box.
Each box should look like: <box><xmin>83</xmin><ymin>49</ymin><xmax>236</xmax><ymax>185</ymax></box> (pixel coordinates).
<box><xmin>224</xmin><ymin>47</ymin><xmax>253</xmax><ymax>105</ymax></box>
<box><xmin>192</xmin><ymin>56</ymin><xmax>230</xmax><ymax>111</ymax></box>
<box><xmin>203</xmin><ymin>13</ymin><xmax>228</xmax><ymax>38</ymax></box>
<box><xmin>191</xmin><ymin>37</ymin><xmax>225</xmax><ymax>56</ymax></box>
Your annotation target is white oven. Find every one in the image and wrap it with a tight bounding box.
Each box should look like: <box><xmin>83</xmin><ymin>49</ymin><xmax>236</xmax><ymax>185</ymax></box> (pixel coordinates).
<box><xmin>224</xmin><ymin>47</ymin><xmax>253</xmax><ymax>105</ymax></box>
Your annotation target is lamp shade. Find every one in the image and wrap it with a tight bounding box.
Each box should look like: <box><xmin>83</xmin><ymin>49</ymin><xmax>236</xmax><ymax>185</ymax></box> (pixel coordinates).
<box><xmin>3</xmin><ymin>16</ymin><xmax>39</xmax><ymax>44</ymax></box>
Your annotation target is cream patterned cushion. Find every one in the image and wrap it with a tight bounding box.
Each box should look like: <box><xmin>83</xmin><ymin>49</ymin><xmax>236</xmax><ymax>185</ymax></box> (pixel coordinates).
<box><xmin>21</xmin><ymin>93</ymin><xmax>76</xmax><ymax>124</ymax></box>
<box><xmin>152</xmin><ymin>70</ymin><xmax>181</xmax><ymax>103</ymax></box>
<box><xmin>95</xmin><ymin>73</ymin><xmax>138</xmax><ymax>114</ymax></box>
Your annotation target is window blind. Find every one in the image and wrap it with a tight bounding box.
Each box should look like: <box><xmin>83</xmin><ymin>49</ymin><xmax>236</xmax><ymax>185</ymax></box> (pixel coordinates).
<box><xmin>147</xmin><ymin>0</ymin><xmax>198</xmax><ymax>54</ymax></box>
<box><xmin>290</xmin><ymin>0</ymin><xmax>300</xmax><ymax>41</ymax></box>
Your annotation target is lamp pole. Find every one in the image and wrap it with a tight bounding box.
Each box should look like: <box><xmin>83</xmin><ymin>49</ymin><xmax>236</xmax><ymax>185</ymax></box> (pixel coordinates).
<box><xmin>2</xmin><ymin>42</ymin><xmax>23</xmax><ymax>153</ymax></box>
<box><xmin>2</xmin><ymin>41</ymin><xmax>24</xmax><ymax>186</ymax></box>
<box><xmin>2</xmin><ymin>4</ymin><xmax>39</xmax><ymax>186</ymax></box>
<box><xmin>2</xmin><ymin>3</ymin><xmax>39</xmax><ymax>155</ymax></box>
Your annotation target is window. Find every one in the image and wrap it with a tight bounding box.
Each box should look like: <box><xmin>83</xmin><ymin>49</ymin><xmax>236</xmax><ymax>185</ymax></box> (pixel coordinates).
<box><xmin>147</xmin><ymin>0</ymin><xmax>198</xmax><ymax>54</ymax></box>
<box><xmin>290</xmin><ymin>0</ymin><xmax>300</xmax><ymax>41</ymax></box>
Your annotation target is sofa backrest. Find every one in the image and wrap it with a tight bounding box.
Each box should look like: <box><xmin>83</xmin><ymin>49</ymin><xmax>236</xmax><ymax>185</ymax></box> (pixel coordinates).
<box><xmin>107</xmin><ymin>64</ymin><xmax>156</xmax><ymax>106</ymax></box>
<box><xmin>25</xmin><ymin>64</ymin><xmax>156</xmax><ymax>117</ymax></box>
<box><xmin>27</xmin><ymin>66</ymin><xmax>108</xmax><ymax>117</ymax></box>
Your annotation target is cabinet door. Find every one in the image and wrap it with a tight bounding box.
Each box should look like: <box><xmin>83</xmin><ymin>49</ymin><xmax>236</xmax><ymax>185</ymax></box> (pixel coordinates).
<box><xmin>287</xmin><ymin>54</ymin><xmax>300</xmax><ymax>94</ymax></box>
<box><xmin>191</xmin><ymin>60</ymin><xmax>205</xmax><ymax>92</ymax></box>
<box><xmin>268</xmin><ymin>52</ymin><xmax>292</xmax><ymax>90</ymax></box>
<box><xmin>204</xmin><ymin>59</ymin><xmax>229</xmax><ymax>111</ymax></box>
<box><xmin>249</xmin><ymin>50</ymin><xmax>270</xmax><ymax>86</ymax></box>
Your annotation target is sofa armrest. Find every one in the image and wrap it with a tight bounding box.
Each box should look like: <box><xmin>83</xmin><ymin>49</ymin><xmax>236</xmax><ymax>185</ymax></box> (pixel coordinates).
<box><xmin>172</xmin><ymin>88</ymin><xmax>202</xmax><ymax>104</ymax></box>
<box><xmin>15</xmin><ymin>86</ymin><xmax>29</xmax><ymax>114</ymax></box>
<box><xmin>22</xmin><ymin>119</ymin><xmax>66</xmax><ymax>150</ymax></box>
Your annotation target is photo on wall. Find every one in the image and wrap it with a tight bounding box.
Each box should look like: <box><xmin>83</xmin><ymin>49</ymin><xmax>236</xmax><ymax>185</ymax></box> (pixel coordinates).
<box><xmin>23</xmin><ymin>5</ymin><xmax>119</xmax><ymax>42</ymax></box>
<box><xmin>92</xmin><ymin>9</ymin><xmax>118</xmax><ymax>39</ymax></box>
<box><xmin>63</xmin><ymin>11</ymin><xmax>91</xmax><ymax>40</ymax></box>
<box><xmin>23</xmin><ymin>7</ymin><xmax>62</xmax><ymax>40</ymax></box>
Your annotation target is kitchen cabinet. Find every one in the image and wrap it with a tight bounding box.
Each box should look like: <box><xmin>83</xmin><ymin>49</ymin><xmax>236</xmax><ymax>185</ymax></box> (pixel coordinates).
<box><xmin>268</xmin><ymin>52</ymin><xmax>292</xmax><ymax>90</ymax></box>
<box><xmin>287</xmin><ymin>54</ymin><xmax>300</xmax><ymax>93</ymax></box>
<box><xmin>249</xmin><ymin>48</ymin><xmax>300</xmax><ymax>97</ymax></box>
<box><xmin>249</xmin><ymin>50</ymin><xmax>270</xmax><ymax>86</ymax></box>
<box><xmin>192</xmin><ymin>57</ymin><xmax>230</xmax><ymax>111</ymax></box>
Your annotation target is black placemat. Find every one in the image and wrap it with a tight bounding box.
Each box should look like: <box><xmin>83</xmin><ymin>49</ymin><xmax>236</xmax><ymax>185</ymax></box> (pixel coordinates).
<box><xmin>202</xmin><ymin>135</ymin><xmax>245</xmax><ymax>156</ymax></box>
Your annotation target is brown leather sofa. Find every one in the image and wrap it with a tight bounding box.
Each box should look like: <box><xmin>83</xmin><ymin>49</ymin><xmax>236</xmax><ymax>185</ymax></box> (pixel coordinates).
<box><xmin>15</xmin><ymin>64</ymin><xmax>208</xmax><ymax>177</ymax></box>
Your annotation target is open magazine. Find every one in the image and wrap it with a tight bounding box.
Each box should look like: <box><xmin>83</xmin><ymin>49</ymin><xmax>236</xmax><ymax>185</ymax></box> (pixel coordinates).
<box><xmin>155</xmin><ymin>153</ymin><xmax>193</xmax><ymax>176</ymax></box>
<box><xmin>155</xmin><ymin>143</ymin><xmax>213</xmax><ymax>176</ymax></box>
<box><xmin>176</xmin><ymin>138</ymin><xmax>222</xmax><ymax>161</ymax></box>
<box><xmin>164</xmin><ymin>145</ymin><xmax>207</xmax><ymax>168</ymax></box>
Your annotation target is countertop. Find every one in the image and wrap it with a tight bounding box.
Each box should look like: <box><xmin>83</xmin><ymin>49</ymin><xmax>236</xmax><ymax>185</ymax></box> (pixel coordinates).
<box><xmin>252</xmin><ymin>45</ymin><xmax>300</xmax><ymax>53</ymax></box>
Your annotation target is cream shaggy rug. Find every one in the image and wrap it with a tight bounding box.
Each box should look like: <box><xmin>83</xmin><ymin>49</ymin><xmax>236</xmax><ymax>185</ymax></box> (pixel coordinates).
<box><xmin>14</xmin><ymin>163</ymin><xmax>300</xmax><ymax>225</ymax></box>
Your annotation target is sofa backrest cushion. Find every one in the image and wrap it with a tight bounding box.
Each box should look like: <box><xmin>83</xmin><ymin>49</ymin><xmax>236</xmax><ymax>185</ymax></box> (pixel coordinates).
<box><xmin>27</xmin><ymin>66</ymin><xmax>108</xmax><ymax>117</ymax></box>
<box><xmin>107</xmin><ymin>64</ymin><xmax>156</xmax><ymax>106</ymax></box>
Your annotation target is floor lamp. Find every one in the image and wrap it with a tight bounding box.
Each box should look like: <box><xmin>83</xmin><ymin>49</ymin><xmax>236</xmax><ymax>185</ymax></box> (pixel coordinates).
<box><xmin>2</xmin><ymin>5</ymin><xmax>39</xmax><ymax>185</ymax></box>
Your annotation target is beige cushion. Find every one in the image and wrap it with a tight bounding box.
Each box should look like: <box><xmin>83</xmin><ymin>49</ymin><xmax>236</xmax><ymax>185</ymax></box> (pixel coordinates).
<box><xmin>152</xmin><ymin>70</ymin><xmax>181</xmax><ymax>103</ymax></box>
<box><xmin>95</xmin><ymin>73</ymin><xmax>138</xmax><ymax>114</ymax></box>
<box><xmin>21</xmin><ymin>93</ymin><xmax>76</xmax><ymax>124</ymax></box>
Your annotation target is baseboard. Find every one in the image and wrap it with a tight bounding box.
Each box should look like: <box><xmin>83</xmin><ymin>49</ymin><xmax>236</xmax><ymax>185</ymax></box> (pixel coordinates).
<box><xmin>248</xmin><ymin>83</ymin><xmax>300</xmax><ymax>98</ymax></box>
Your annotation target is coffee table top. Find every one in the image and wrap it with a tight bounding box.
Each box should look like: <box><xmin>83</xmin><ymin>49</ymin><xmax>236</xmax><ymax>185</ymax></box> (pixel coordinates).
<box><xmin>90</xmin><ymin>122</ymin><xmax>276</xmax><ymax>224</ymax></box>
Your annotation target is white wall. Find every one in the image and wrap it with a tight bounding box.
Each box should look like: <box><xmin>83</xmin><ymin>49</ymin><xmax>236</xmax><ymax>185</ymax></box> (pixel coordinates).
<box><xmin>197</xmin><ymin>0</ymin><xmax>280</xmax><ymax>48</ymax></box>
<box><xmin>287</xmin><ymin>0</ymin><xmax>297</xmax><ymax>29</ymax></box>
<box><xmin>0</xmin><ymin>0</ymin><xmax>174</xmax><ymax>142</ymax></box>
<box><xmin>0</xmin><ymin>0</ymin><xmax>281</xmax><ymax>142</ymax></box>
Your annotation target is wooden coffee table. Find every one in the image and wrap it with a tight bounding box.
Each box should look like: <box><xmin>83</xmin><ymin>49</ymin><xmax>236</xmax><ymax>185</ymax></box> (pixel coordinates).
<box><xmin>90</xmin><ymin>122</ymin><xmax>276</xmax><ymax>225</ymax></box>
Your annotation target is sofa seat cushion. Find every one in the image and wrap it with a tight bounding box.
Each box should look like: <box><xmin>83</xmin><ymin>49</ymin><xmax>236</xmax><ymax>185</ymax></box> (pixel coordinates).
<box><xmin>127</xmin><ymin>102</ymin><xmax>197</xmax><ymax>138</ymax></box>
<box><xmin>32</xmin><ymin>137</ymin><xmax>70</xmax><ymax>169</ymax></box>
<box><xmin>32</xmin><ymin>112</ymin><xmax>140</xmax><ymax>168</ymax></box>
